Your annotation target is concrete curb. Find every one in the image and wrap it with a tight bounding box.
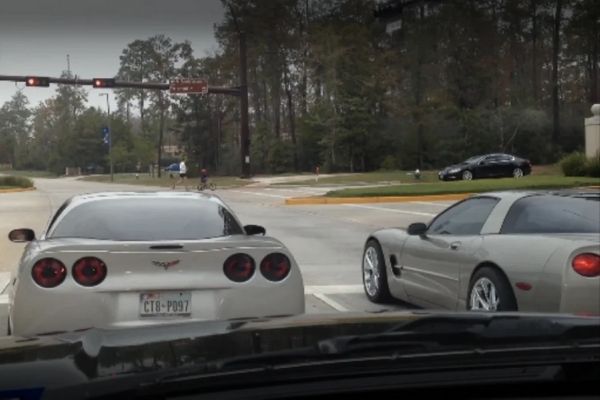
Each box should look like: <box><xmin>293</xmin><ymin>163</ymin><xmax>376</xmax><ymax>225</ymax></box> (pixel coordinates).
<box><xmin>0</xmin><ymin>186</ymin><xmax>36</xmax><ymax>194</ymax></box>
<box><xmin>285</xmin><ymin>193</ymin><xmax>471</xmax><ymax>205</ymax></box>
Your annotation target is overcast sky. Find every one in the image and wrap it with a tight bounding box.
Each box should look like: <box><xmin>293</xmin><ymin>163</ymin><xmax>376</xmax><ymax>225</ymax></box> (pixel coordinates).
<box><xmin>0</xmin><ymin>0</ymin><xmax>224</xmax><ymax>111</ymax></box>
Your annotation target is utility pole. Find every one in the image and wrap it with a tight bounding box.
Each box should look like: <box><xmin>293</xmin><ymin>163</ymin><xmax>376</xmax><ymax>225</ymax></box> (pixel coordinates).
<box><xmin>239</xmin><ymin>31</ymin><xmax>250</xmax><ymax>178</ymax></box>
<box><xmin>99</xmin><ymin>93</ymin><xmax>114</xmax><ymax>182</ymax></box>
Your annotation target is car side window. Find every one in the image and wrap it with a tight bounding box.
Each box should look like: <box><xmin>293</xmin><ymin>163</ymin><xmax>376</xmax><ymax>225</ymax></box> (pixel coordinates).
<box><xmin>427</xmin><ymin>197</ymin><xmax>499</xmax><ymax>236</ymax></box>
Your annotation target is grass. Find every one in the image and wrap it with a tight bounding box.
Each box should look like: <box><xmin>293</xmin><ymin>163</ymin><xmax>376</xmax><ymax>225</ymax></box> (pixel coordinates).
<box><xmin>326</xmin><ymin>175</ymin><xmax>600</xmax><ymax>197</ymax></box>
<box><xmin>0</xmin><ymin>169</ymin><xmax>57</xmax><ymax>178</ymax></box>
<box><xmin>0</xmin><ymin>176</ymin><xmax>34</xmax><ymax>189</ymax></box>
<box><xmin>79</xmin><ymin>173</ymin><xmax>251</xmax><ymax>188</ymax></box>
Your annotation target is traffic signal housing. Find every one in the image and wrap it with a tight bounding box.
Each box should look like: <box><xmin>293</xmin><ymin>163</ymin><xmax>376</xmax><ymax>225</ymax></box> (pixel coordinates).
<box><xmin>92</xmin><ymin>78</ymin><xmax>116</xmax><ymax>88</ymax></box>
<box><xmin>25</xmin><ymin>76</ymin><xmax>50</xmax><ymax>87</ymax></box>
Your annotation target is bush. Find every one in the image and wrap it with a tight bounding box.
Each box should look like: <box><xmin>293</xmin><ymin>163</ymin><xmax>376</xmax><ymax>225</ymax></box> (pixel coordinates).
<box><xmin>379</xmin><ymin>155</ymin><xmax>398</xmax><ymax>171</ymax></box>
<box><xmin>586</xmin><ymin>155</ymin><xmax>600</xmax><ymax>178</ymax></box>
<box><xmin>0</xmin><ymin>176</ymin><xmax>34</xmax><ymax>188</ymax></box>
<box><xmin>560</xmin><ymin>152</ymin><xmax>588</xmax><ymax>176</ymax></box>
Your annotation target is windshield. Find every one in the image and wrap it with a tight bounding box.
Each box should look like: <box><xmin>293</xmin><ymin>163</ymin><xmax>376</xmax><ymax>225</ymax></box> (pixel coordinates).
<box><xmin>1</xmin><ymin>0</ymin><xmax>599</xmax><ymax>391</ymax></box>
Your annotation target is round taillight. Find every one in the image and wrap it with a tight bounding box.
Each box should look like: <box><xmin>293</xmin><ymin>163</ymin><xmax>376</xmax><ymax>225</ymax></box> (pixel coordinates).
<box><xmin>72</xmin><ymin>257</ymin><xmax>107</xmax><ymax>286</ymax></box>
<box><xmin>223</xmin><ymin>254</ymin><xmax>255</xmax><ymax>282</ymax></box>
<box><xmin>260</xmin><ymin>253</ymin><xmax>291</xmax><ymax>282</ymax></box>
<box><xmin>572</xmin><ymin>253</ymin><xmax>600</xmax><ymax>277</ymax></box>
<box><xmin>31</xmin><ymin>258</ymin><xmax>67</xmax><ymax>288</ymax></box>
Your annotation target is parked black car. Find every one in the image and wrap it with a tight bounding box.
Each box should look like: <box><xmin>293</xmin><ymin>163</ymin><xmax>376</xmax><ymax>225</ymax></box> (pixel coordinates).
<box><xmin>438</xmin><ymin>153</ymin><xmax>531</xmax><ymax>181</ymax></box>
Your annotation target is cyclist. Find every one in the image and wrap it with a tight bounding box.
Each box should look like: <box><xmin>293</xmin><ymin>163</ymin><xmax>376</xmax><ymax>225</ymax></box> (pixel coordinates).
<box><xmin>200</xmin><ymin>168</ymin><xmax>209</xmax><ymax>186</ymax></box>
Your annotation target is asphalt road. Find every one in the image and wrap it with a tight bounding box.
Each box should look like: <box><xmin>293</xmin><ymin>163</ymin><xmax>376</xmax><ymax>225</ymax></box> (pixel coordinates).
<box><xmin>0</xmin><ymin>176</ymin><xmax>456</xmax><ymax>331</ymax></box>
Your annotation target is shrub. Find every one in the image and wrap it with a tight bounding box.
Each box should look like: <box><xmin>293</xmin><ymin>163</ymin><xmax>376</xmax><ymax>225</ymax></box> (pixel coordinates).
<box><xmin>586</xmin><ymin>155</ymin><xmax>600</xmax><ymax>178</ymax></box>
<box><xmin>0</xmin><ymin>176</ymin><xmax>34</xmax><ymax>188</ymax></box>
<box><xmin>379</xmin><ymin>155</ymin><xmax>398</xmax><ymax>171</ymax></box>
<box><xmin>560</xmin><ymin>152</ymin><xmax>588</xmax><ymax>176</ymax></box>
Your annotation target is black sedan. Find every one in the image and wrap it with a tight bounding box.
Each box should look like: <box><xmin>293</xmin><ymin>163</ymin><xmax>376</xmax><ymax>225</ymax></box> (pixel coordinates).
<box><xmin>438</xmin><ymin>153</ymin><xmax>531</xmax><ymax>181</ymax></box>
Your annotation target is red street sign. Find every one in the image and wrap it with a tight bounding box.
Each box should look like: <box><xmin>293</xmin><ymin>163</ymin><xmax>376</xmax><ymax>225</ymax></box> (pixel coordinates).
<box><xmin>169</xmin><ymin>78</ymin><xmax>208</xmax><ymax>94</ymax></box>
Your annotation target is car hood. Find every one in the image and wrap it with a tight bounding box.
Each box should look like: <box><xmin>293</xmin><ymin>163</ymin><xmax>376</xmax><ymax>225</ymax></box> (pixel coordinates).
<box><xmin>441</xmin><ymin>163</ymin><xmax>469</xmax><ymax>172</ymax></box>
<box><xmin>1</xmin><ymin>311</ymin><xmax>598</xmax><ymax>393</ymax></box>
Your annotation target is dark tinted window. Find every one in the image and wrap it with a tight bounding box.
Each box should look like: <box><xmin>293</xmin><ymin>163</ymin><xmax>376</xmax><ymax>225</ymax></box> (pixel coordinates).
<box><xmin>501</xmin><ymin>195</ymin><xmax>600</xmax><ymax>234</ymax></box>
<box><xmin>428</xmin><ymin>197</ymin><xmax>499</xmax><ymax>235</ymax></box>
<box><xmin>50</xmin><ymin>198</ymin><xmax>244</xmax><ymax>240</ymax></box>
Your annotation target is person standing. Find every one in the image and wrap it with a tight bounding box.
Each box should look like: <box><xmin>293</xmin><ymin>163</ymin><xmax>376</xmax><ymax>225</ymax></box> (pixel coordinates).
<box><xmin>172</xmin><ymin>157</ymin><xmax>188</xmax><ymax>191</ymax></box>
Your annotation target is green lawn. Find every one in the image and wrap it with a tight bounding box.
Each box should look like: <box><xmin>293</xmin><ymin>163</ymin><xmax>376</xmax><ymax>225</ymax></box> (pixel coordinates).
<box><xmin>326</xmin><ymin>175</ymin><xmax>600</xmax><ymax>197</ymax></box>
<box><xmin>0</xmin><ymin>170</ymin><xmax>57</xmax><ymax>178</ymax></box>
<box><xmin>79</xmin><ymin>173</ymin><xmax>251</xmax><ymax>189</ymax></box>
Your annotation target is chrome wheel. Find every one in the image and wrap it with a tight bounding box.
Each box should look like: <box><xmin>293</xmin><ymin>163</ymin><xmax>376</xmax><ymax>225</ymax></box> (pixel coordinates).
<box><xmin>469</xmin><ymin>277</ymin><xmax>500</xmax><ymax>311</ymax></box>
<box><xmin>363</xmin><ymin>246</ymin><xmax>380</xmax><ymax>297</ymax></box>
<box><xmin>513</xmin><ymin>168</ymin><xmax>523</xmax><ymax>178</ymax></box>
<box><xmin>462</xmin><ymin>170</ymin><xmax>473</xmax><ymax>181</ymax></box>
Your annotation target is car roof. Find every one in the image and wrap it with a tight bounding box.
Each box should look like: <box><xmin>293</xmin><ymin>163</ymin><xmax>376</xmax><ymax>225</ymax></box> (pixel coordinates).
<box><xmin>474</xmin><ymin>189</ymin><xmax>599</xmax><ymax>201</ymax></box>
<box><xmin>65</xmin><ymin>191</ymin><xmax>226</xmax><ymax>208</ymax></box>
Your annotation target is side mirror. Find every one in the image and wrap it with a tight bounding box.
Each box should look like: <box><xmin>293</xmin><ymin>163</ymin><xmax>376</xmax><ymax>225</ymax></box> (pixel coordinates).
<box><xmin>244</xmin><ymin>224</ymin><xmax>266</xmax><ymax>236</ymax></box>
<box><xmin>9</xmin><ymin>228</ymin><xmax>35</xmax><ymax>242</ymax></box>
<box><xmin>407</xmin><ymin>223</ymin><xmax>427</xmax><ymax>236</ymax></box>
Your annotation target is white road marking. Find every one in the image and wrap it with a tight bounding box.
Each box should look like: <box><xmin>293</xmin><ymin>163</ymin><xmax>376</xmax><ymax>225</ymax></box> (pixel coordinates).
<box><xmin>305</xmin><ymin>285</ymin><xmax>363</xmax><ymax>295</ymax></box>
<box><xmin>411</xmin><ymin>201</ymin><xmax>453</xmax><ymax>207</ymax></box>
<box><xmin>313</xmin><ymin>293</ymin><xmax>349</xmax><ymax>312</ymax></box>
<box><xmin>343</xmin><ymin>204</ymin><xmax>436</xmax><ymax>217</ymax></box>
<box><xmin>228</xmin><ymin>190</ymin><xmax>288</xmax><ymax>199</ymax></box>
<box><xmin>0</xmin><ymin>272</ymin><xmax>10</xmax><ymax>294</ymax></box>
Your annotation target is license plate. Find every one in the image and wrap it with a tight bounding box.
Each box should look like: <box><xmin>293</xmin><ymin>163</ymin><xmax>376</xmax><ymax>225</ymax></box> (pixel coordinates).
<box><xmin>140</xmin><ymin>291</ymin><xmax>191</xmax><ymax>317</ymax></box>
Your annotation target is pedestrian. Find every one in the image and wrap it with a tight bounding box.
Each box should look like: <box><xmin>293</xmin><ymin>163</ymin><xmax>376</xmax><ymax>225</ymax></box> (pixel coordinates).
<box><xmin>315</xmin><ymin>165</ymin><xmax>320</xmax><ymax>183</ymax></box>
<box><xmin>172</xmin><ymin>157</ymin><xmax>188</xmax><ymax>191</ymax></box>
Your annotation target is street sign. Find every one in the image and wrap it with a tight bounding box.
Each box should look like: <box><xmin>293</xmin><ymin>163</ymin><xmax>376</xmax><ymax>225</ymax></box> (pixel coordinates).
<box><xmin>102</xmin><ymin>127</ymin><xmax>110</xmax><ymax>145</ymax></box>
<box><xmin>169</xmin><ymin>78</ymin><xmax>208</xmax><ymax>94</ymax></box>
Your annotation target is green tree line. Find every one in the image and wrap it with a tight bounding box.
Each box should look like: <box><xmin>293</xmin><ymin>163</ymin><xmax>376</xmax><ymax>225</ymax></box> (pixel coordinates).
<box><xmin>1</xmin><ymin>0</ymin><xmax>598</xmax><ymax>175</ymax></box>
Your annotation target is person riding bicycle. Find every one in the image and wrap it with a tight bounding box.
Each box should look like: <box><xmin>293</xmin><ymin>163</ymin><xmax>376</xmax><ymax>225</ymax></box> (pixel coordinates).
<box><xmin>200</xmin><ymin>168</ymin><xmax>209</xmax><ymax>184</ymax></box>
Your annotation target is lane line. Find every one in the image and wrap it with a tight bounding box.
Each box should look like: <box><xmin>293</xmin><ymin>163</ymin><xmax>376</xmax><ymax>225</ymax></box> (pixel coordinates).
<box><xmin>228</xmin><ymin>190</ymin><xmax>288</xmax><ymax>199</ymax></box>
<box><xmin>410</xmin><ymin>201</ymin><xmax>453</xmax><ymax>207</ymax></box>
<box><xmin>343</xmin><ymin>204</ymin><xmax>436</xmax><ymax>217</ymax></box>
<box><xmin>312</xmin><ymin>293</ymin><xmax>349</xmax><ymax>312</ymax></box>
<box><xmin>305</xmin><ymin>285</ymin><xmax>363</xmax><ymax>295</ymax></box>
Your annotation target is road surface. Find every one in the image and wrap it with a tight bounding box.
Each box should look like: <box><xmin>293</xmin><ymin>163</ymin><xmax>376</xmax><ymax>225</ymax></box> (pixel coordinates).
<box><xmin>0</xmin><ymin>176</ymin><xmax>455</xmax><ymax>333</ymax></box>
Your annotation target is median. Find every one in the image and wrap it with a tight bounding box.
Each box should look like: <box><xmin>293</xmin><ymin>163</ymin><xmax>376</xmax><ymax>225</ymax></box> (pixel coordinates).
<box><xmin>0</xmin><ymin>176</ymin><xmax>35</xmax><ymax>193</ymax></box>
<box><xmin>285</xmin><ymin>176</ymin><xmax>600</xmax><ymax>205</ymax></box>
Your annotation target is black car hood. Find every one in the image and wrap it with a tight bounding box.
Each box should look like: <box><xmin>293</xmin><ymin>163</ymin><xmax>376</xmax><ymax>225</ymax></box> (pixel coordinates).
<box><xmin>1</xmin><ymin>311</ymin><xmax>598</xmax><ymax>397</ymax></box>
<box><xmin>441</xmin><ymin>162</ymin><xmax>469</xmax><ymax>172</ymax></box>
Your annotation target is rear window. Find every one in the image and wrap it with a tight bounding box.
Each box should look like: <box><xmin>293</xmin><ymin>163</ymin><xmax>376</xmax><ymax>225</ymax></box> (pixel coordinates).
<box><xmin>49</xmin><ymin>198</ymin><xmax>244</xmax><ymax>240</ymax></box>
<box><xmin>501</xmin><ymin>195</ymin><xmax>600</xmax><ymax>234</ymax></box>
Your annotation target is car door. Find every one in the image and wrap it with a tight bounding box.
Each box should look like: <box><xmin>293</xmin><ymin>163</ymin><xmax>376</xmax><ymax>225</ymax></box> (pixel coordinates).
<box><xmin>398</xmin><ymin>197</ymin><xmax>500</xmax><ymax>309</ymax></box>
<box><xmin>495</xmin><ymin>154</ymin><xmax>515</xmax><ymax>177</ymax></box>
<box><xmin>476</xmin><ymin>155</ymin><xmax>503</xmax><ymax>178</ymax></box>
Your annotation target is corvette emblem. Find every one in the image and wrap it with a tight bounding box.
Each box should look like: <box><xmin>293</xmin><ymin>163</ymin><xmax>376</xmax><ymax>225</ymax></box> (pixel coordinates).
<box><xmin>152</xmin><ymin>260</ymin><xmax>180</xmax><ymax>270</ymax></box>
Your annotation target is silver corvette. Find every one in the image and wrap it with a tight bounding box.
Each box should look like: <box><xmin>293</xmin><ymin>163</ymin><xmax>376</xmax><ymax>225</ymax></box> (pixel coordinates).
<box><xmin>7</xmin><ymin>192</ymin><xmax>305</xmax><ymax>336</ymax></box>
<box><xmin>362</xmin><ymin>191</ymin><xmax>600</xmax><ymax>314</ymax></box>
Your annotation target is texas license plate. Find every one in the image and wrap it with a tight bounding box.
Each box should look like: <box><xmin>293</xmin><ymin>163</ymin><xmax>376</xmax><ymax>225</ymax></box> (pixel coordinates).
<box><xmin>140</xmin><ymin>291</ymin><xmax>191</xmax><ymax>317</ymax></box>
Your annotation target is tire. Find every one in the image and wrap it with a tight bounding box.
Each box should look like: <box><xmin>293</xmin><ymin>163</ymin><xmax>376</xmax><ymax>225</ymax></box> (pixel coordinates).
<box><xmin>209</xmin><ymin>183</ymin><xmax>216</xmax><ymax>191</ymax></box>
<box><xmin>362</xmin><ymin>239</ymin><xmax>392</xmax><ymax>303</ymax></box>
<box><xmin>512</xmin><ymin>167</ymin><xmax>523</xmax><ymax>178</ymax></box>
<box><xmin>462</xmin><ymin>170</ymin><xmax>473</xmax><ymax>181</ymax></box>
<box><xmin>467</xmin><ymin>267</ymin><xmax>517</xmax><ymax>312</ymax></box>
<box><xmin>197</xmin><ymin>185</ymin><xmax>204</xmax><ymax>191</ymax></box>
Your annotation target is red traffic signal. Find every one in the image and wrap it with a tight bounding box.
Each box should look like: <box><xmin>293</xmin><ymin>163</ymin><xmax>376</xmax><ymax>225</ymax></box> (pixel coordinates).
<box><xmin>25</xmin><ymin>76</ymin><xmax>50</xmax><ymax>87</ymax></box>
<box><xmin>92</xmin><ymin>78</ymin><xmax>115</xmax><ymax>88</ymax></box>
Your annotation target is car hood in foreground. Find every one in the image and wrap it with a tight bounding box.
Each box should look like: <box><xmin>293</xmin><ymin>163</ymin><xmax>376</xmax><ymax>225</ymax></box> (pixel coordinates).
<box><xmin>1</xmin><ymin>311</ymin><xmax>599</xmax><ymax>398</ymax></box>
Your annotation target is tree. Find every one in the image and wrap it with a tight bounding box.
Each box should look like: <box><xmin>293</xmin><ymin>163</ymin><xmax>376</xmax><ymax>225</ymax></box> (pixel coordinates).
<box><xmin>0</xmin><ymin>91</ymin><xmax>30</xmax><ymax>167</ymax></box>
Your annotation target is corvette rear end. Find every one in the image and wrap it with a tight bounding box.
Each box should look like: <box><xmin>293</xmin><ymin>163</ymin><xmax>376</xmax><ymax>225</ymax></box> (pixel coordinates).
<box><xmin>9</xmin><ymin>236</ymin><xmax>303</xmax><ymax>336</ymax></box>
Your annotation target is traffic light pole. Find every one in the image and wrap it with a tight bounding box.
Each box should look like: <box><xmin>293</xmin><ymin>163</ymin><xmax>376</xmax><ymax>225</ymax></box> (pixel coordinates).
<box><xmin>99</xmin><ymin>93</ymin><xmax>114</xmax><ymax>182</ymax></box>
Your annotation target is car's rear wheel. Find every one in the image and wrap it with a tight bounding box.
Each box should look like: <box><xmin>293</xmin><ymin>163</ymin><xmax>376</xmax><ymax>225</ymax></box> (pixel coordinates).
<box><xmin>462</xmin><ymin>170</ymin><xmax>473</xmax><ymax>181</ymax></box>
<box><xmin>467</xmin><ymin>267</ymin><xmax>517</xmax><ymax>312</ymax></box>
<box><xmin>362</xmin><ymin>240</ymin><xmax>392</xmax><ymax>303</ymax></box>
<box><xmin>512</xmin><ymin>167</ymin><xmax>524</xmax><ymax>178</ymax></box>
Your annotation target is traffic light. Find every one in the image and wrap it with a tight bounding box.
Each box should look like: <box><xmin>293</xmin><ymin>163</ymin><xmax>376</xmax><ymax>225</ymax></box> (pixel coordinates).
<box><xmin>25</xmin><ymin>76</ymin><xmax>50</xmax><ymax>87</ymax></box>
<box><xmin>92</xmin><ymin>78</ymin><xmax>115</xmax><ymax>88</ymax></box>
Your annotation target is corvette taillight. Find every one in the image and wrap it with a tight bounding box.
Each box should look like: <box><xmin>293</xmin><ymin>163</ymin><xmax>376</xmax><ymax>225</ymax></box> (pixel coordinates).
<box><xmin>223</xmin><ymin>253</ymin><xmax>255</xmax><ymax>282</ymax></box>
<box><xmin>72</xmin><ymin>257</ymin><xmax>107</xmax><ymax>286</ymax></box>
<box><xmin>260</xmin><ymin>253</ymin><xmax>291</xmax><ymax>282</ymax></box>
<box><xmin>31</xmin><ymin>258</ymin><xmax>67</xmax><ymax>288</ymax></box>
<box><xmin>572</xmin><ymin>253</ymin><xmax>600</xmax><ymax>277</ymax></box>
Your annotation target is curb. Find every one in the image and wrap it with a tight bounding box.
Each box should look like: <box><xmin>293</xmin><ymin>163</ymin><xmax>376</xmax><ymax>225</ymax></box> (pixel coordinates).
<box><xmin>285</xmin><ymin>193</ymin><xmax>470</xmax><ymax>205</ymax></box>
<box><xmin>0</xmin><ymin>186</ymin><xmax>36</xmax><ymax>194</ymax></box>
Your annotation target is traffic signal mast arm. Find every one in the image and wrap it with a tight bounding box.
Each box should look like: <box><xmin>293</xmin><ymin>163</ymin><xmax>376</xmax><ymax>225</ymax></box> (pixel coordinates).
<box><xmin>0</xmin><ymin>74</ymin><xmax>240</xmax><ymax>95</ymax></box>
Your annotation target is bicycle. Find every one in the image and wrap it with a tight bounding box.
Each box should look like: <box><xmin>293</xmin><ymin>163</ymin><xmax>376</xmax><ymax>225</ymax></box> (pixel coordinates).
<box><xmin>197</xmin><ymin>180</ymin><xmax>216</xmax><ymax>191</ymax></box>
